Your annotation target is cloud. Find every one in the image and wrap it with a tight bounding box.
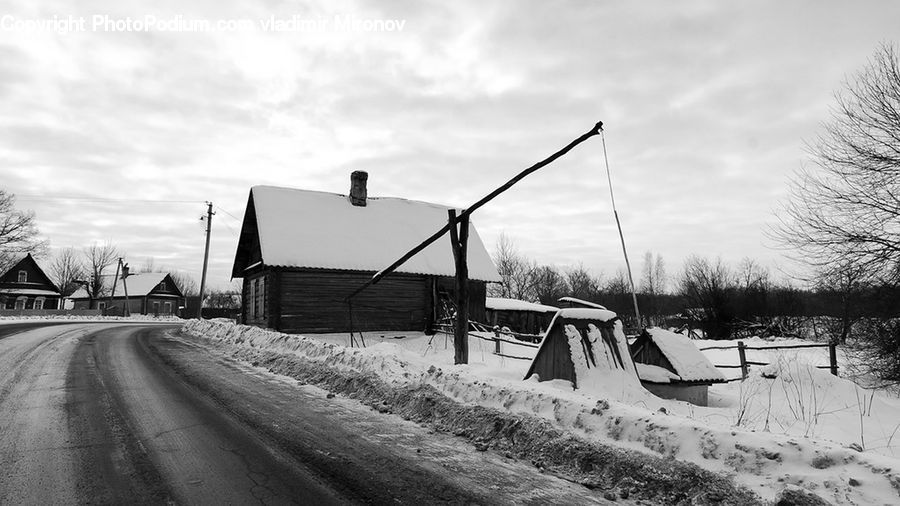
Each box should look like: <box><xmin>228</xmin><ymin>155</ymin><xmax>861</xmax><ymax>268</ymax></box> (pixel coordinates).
<box><xmin>1</xmin><ymin>0</ymin><xmax>899</xmax><ymax>292</ymax></box>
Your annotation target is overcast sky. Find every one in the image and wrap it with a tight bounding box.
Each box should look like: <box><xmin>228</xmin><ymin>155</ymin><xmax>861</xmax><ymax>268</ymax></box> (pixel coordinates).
<box><xmin>2</xmin><ymin>0</ymin><xmax>899</xmax><ymax>292</ymax></box>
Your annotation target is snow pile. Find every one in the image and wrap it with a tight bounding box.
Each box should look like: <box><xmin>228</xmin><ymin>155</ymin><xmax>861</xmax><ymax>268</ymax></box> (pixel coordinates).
<box><xmin>485</xmin><ymin>297</ymin><xmax>558</xmax><ymax>313</ymax></box>
<box><xmin>182</xmin><ymin>319</ymin><xmax>900</xmax><ymax>505</ymax></box>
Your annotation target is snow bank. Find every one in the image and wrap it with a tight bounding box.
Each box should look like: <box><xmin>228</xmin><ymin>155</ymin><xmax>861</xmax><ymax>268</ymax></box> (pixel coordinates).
<box><xmin>182</xmin><ymin>320</ymin><xmax>900</xmax><ymax>505</ymax></box>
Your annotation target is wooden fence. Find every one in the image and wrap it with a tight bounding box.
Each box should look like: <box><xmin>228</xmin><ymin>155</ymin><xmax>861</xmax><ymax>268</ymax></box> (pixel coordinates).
<box><xmin>434</xmin><ymin>322</ymin><xmax>540</xmax><ymax>361</ymax></box>
<box><xmin>698</xmin><ymin>341</ymin><xmax>838</xmax><ymax>382</ymax></box>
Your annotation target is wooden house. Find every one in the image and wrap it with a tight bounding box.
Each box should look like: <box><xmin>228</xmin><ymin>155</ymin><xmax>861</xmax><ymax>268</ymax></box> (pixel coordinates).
<box><xmin>630</xmin><ymin>327</ymin><xmax>725</xmax><ymax>406</ymax></box>
<box><xmin>0</xmin><ymin>254</ymin><xmax>61</xmax><ymax>310</ymax></box>
<box><xmin>70</xmin><ymin>272</ymin><xmax>185</xmax><ymax>315</ymax></box>
<box><xmin>524</xmin><ymin>308</ymin><xmax>641</xmax><ymax>394</ymax></box>
<box><xmin>231</xmin><ymin>172</ymin><xmax>501</xmax><ymax>334</ymax></box>
<box><xmin>485</xmin><ymin>297</ymin><xmax>558</xmax><ymax>336</ymax></box>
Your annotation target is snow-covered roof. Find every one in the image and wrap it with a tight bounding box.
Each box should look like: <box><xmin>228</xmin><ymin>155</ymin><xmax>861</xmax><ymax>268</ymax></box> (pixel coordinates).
<box><xmin>645</xmin><ymin>328</ymin><xmax>725</xmax><ymax>383</ymax></box>
<box><xmin>69</xmin><ymin>273</ymin><xmax>180</xmax><ymax>299</ymax></box>
<box><xmin>485</xmin><ymin>297</ymin><xmax>558</xmax><ymax>313</ymax></box>
<box><xmin>238</xmin><ymin>185</ymin><xmax>501</xmax><ymax>282</ymax></box>
<box><xmin>558</xmin><ymin>297</ymin><xmax>607</xmax><ymax>310</ymax></box>
<box><xmin>635</xmin><ymin>362</ymin><xmax>681</xmax><ymax>383</ymax></box>
<box><xmin>555</xmin><ymin>307</ymin><xmax>618</xmax><ymax>322</ymax></box>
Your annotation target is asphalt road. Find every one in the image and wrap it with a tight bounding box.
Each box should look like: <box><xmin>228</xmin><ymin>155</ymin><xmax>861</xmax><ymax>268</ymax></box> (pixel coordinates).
<box><xmin>0</xmin><ymin>322</ymin><xmax>613</xmax><ymax>505</ymax></box>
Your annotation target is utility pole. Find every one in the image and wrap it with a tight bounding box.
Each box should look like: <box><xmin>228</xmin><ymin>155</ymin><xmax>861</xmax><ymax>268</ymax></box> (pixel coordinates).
<box><xmin>198</xmin><ymin>201</ymin><xmax>214</xmax><ymax>319</ymax></box>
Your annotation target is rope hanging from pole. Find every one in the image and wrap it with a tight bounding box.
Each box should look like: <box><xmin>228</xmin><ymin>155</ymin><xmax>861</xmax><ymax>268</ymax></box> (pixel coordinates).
<box><xmin>600</xmin><ymin>127</ymin><xmax>643</xmax><ymax>329</ymax></box>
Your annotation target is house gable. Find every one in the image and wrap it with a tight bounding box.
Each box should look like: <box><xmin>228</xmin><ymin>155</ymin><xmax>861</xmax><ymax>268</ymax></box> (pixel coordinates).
<box><xmin>0</xmin><ymin>254</ymin><xmax>60</xmax><ymax>294</ymax></box>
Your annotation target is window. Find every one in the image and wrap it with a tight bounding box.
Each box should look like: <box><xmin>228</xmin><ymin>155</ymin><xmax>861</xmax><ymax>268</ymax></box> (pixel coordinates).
<box><xmin>152</xmin><ymin>301</ymin><xmax>160</xmax><ymax>315</ymax></box>
<box><xmin>17</xmin><ymin>271</ymin><xmax>27</xmax><ymax>283</ymax></box>
<box><xmin>248</xmin><ymin>280</ymin><xmax>256</xmax><ymax>319</ymax></box>
<box><xmin>159</xmin><ymin>281</ymin><xmax>167</xmax><ymax>291</ymax></box>
<box><xmin>164</xmin><ymin>302</ymin><xmax>171</xmax><ymax>314</ymax></box>
<box><xmin>34</xmin><ymin>297</ymin><xmax>44</xmax><ymax>310</ymax></box>
<box><xmin>98</xmin><ymin>301</ymin><xmax>107</xmax><ymax>310</ymax></box>
<box><xmin>15</xmin><ymin>297</ymin><xmax>26</xmax><ymax>310</ymax></box>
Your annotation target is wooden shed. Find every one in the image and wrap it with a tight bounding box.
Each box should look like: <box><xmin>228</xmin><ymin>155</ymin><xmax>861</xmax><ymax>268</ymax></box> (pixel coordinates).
<box><xmin>231</xmin><ymin>173</ymin><xmax>501</xmax><ymax>334</ymax></box>
<box><xmin>485</xmin><ymin>297</ymin><xmax>558</xmax><ymax>336</ymax></box>
<box><xmin>630</xmin><ymin>327</ymin><xmax>725</xmax><ymax>406</ymax></box>
<box><xmin>523</xmin><ymin>308</ymin><xmax>642</xmax><ymax>393</ymax></box>
<box><xmin>70</xmin><ymin>272</ymin><xmax>185</xmax><ymax>316</ymax></box>
<box><xmin>0</xmin><ymin>254</ymin><xmax>61</xmax><ymax>310</ymax></box>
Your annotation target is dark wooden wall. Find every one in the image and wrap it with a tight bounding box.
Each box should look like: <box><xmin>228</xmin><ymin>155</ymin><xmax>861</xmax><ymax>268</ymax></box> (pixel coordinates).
<box><xmin>276</xmin><ymin>270</ymin><xmax>428</xmax><ymax>333</ymax></box>
<box><xmin>239</xmin><ymin>267</ymin><xmax>489</xmax><ymax>334</ymax></box>
<box><xmin>525</xmin><ymin>321</ymin><xmax>575</xmax><ymax>383</ymax></box>
<box><xmin>631</xmin><ymin>336</ymin><xmax>676</xmax><ymax>374</ymax></box>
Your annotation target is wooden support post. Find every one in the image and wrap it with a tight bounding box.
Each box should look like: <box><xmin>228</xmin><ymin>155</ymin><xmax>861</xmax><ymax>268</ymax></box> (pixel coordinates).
<box><xmin>448</xmin><ymin>210</ymin><xmax>469</xmax><ymax>365</ymax></box>
<box><xmin>493</xmin><ymin>327</ymin><xmax>501</xmax><ymax>355</ymax></box>
<box><xmin>737</xmin><ymin>340</ymin><xmax>748</xmax><ymax>380</ymax></box>
<box><xmin>829</xmin><ymin>343</ymin><xmax>838</xmax><ymax>376</ymax></box>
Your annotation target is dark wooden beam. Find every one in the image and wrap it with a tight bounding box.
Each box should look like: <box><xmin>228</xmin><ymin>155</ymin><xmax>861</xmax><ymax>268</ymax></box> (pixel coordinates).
<box><xmin>448</xmin><ymin>210</ymin><xmax>470</xmax><ymax>364</ymax></box>
<box><xmin>345</xmin><ymin>121</ymin><xmax>604</xmax><ymax>301</ymax></box>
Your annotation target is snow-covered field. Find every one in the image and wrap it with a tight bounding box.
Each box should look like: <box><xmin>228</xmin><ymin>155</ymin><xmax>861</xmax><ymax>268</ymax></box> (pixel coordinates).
<box><xmin>183</xmin><ymin>319</ymin><xmax>900</xmax><ymax>505</ymax></box>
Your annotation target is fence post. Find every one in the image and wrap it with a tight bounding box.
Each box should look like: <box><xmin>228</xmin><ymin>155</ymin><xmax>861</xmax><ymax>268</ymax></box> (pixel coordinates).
<box><xmin>493</xmin><ymin>326</ymin><xmax>501</xmax><ymax>355</ymax></box>
<box><xmin>829</xmin><ymin>343</ymin><xmax>838</xmax><ymax>376</ymax></box>
<box><xmin>737</xmin><ymin>341</ymin><xmax>748</xmax><ymax>380</ymax></box>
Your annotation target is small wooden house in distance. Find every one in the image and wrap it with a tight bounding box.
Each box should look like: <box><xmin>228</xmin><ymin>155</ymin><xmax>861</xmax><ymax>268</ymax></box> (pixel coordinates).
<box><xmin>485</xmin><ymin>297</ymin><xmax>558</xmax><ymax>336</ymax></box>
<box><xmin>70</xmin><ymin>272</ymin><xmax>185</xmax><ymax>315</ymax></box>
<box><xmin>0</xmin><ymin>254</ymin><xmax>61</xmax><ymax>310</ymax></box>
<box><xmin>231</xmin><ymin>172</ymin><xmax>501</xmax><ymax>334</ymax></box>
<box><xmin>524</xmin><ymin>308</ymin><xmax>643</xmax><ymax>395</ymax></box>
<box><xmin>630</xmin><ymin>327</ymin><xmax>725</xmax><ymax>406</ymax></box>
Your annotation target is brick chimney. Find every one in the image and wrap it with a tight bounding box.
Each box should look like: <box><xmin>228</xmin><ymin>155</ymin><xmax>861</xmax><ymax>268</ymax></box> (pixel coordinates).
<box><xmin>350</xmin><ymin>170</ymin><xmax>368</xmax><ymax>206</ymax></box>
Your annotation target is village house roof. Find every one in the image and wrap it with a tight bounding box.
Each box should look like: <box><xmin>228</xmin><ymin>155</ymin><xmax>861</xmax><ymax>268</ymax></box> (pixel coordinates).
<box><xmin>70</xmin><ymin>272</ymin><xmax>183</xmax><ymax>299</ymax></box>
<box><xmin>637</xmin><ymin>328</ymin><xmax>725</xmax><ymax>383</ymax></box>
<box><xmin>231</xmin><ymin>185</ymin><xmax>502</xmax><ymax>282</ymax></box>
<box><xmin>485</xmin><ymin>297</ymin><xmax>558</xmax><ymax>313</ymax></box>
<box><xmin>0</xmin><ymin>254</ymin><xmax>61</xmax><ymax>296</ymax></box>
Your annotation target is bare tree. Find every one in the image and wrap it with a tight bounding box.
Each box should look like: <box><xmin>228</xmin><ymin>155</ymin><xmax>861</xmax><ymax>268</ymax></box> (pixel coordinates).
<box><xmin>169</xmin><ymin>270</ymin><xmax>199</xmax><ymax>297</ymax></box>
<box><xmin>679</xmin><ymin>255</ymin><xmax>735</xmax><ymax>339</ymax></box>
<box><xmin>50</xmin><ymin>247</ymin><xmax>84</xmax><ymax>297</ymax></box>
<box><xmin>774</xmin><ymin>44</ymin><xmax>900</xmax><ymax>281</ymax></box>
<box><xmin>0</xmin><ymin>189</ymin><xmax>47</xmax><ymax>272</ymax></box>
<box><xmin>640</xmin><ymin>251</ymin><xmax>667</xmax><ymax>323</ymax></box>
<box><xmin>488</xmin><ymin>233</ymin><xmax>537</xmax><ymax>300</ymax></box>
<box><xmin>532</xmin><ymin>264</ymin><xmax>568</xmax><ymax>305</ymax></box>
<box><xmin>83</xmin><ymin>242</ymin><xmax>119</xmax><ymax>304</ymax></box>
<box><xmin>640</xmin><ymin>251</ymin><xmax>667</xmax><ymax>296</ymax></box>
<box><xmin>566</xmin><ymin>264</ymin><xmax>600</xmax><ymax>301</ymax></box>
<box><xmin>138</xmin><ymin>256</ymin><xmax>157</xmax><ymax>273</ymax></box>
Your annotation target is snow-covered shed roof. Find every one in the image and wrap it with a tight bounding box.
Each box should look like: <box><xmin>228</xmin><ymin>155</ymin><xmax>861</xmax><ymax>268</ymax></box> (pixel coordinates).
<box><xmin>485</xmin><ymin>297</ymin><xmax>558</xmax><ymax>313</ymax></box>
<box><xmin>70</xmin><ymin>273</ymin><xmax>183</xmax><ymax>299</ymax></box>
<box><xmin>232</xmin><ymin>185</ymin><xmax>501</xmax><ymax>282</ymax></box>
<box><xmin>640</xmin><ymin>328</ymin><xmax>725</xmax><ymax>383</ymax></box>
<box><xmin>558</xmin><ymin>297</ymin><xmax>607</xmax><ymax>310</ymax></box>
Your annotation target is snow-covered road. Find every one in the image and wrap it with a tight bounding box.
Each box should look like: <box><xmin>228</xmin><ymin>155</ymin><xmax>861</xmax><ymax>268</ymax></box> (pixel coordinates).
<box><xmin>0</xmin><ymin>321</ymin><xmax>614</xmax><ymax>504</ymax></box>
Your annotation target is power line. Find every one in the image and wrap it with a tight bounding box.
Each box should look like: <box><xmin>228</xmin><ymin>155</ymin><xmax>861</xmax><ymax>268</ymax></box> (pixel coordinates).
<box><xmin>214</xmin><ymin>206</ymin><xmax>242</xmax><ymax>222</ymax></box>
<box><xmin>16</xmin><ymin>195</ymin><xmax>205</xmax><ymax>204</ymax></box>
